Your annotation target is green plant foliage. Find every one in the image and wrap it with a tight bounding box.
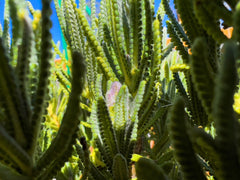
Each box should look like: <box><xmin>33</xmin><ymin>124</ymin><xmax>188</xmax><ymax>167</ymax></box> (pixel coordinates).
<box><xmin>188</xmin><ymin>127</ymin><xmax>219</xmax><ymax>177</ymax></box>
<box><xmin>112</xmin><ymin>153</ymin><xmax>129</xmax><ymax>180</ymax></box>
<box><xmin>166</xmin><ymin>0</ymin><xmax>216</xmax><ymax>127</ymax></box>
<box><xmin>2</xmin><ymin>0</ymin><xmax>240</xmax><ymax>179</ymax></box>
<box><xmin>213</xmin><ymin>42</ymin><xmax>240</xmax><ymax>179</ymax></box>
<box><xmin>0</xmin><ymin>0</ymin><xmax>86</xmax><ymax>179</ymax></box>
<box><xmin>162</xmin><ymin>0</ymin><xmax>190</xmax><ymax>47</ymax></box>
<box><xmin>136</xmin><ymin>157</ymin><xmax>168</xmax><ymax>180</ymax></box>
<box><xmin>97</xmin><ymin>96</ymin><xmax>119</xmax><ymax>166</ymax></box>
<box><xmin>193</xmin><ymin>0</ymin><xmax>227</xmax><ymax>44</ymax></box>
<box><xmin>190</xmin><ymin>37</ymin><xmax>215</xmax><ymax>121</ymax></box>
<box><xmin>164</xmin><ymin>0</ymin><xmax>240</xmax><ymax>179</ymax></box>
<box><xmin>166</xmin><ymin>21</ymin><xmax>189</xmax><ymax>63</ymax></box>
<box><xmin>167</xmin><ymin>41</ymin><xmax>240</xmax><ymax>180</ymax></box>
<box><xmin>233</xmin><ymin>2</ymin><xmax>240</xmax><ymax>49</ymax></box>
<box><xmin>52</xmin><ymin>0</ymin><xmax>177</xmax><ymax>178</ymax></box>
<box><xmin>2</xmin><ymin>0</ymin><xmax>10</xmax><ymax>50</ymax></box>
<box><xmin>168</xmin><ymin>97</ymin><xmax>206</xmax><ymax>180</ymax></box>
<box><xmin>174</xmin><ymin>0</ymin><xmax>204</xmax><ymax>43</ymax></box>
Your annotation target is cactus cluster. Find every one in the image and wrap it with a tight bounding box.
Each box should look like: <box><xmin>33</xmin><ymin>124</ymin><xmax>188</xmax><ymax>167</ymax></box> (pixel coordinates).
<box><xmin>1</xmin><ymin>0</ymin><xmax>240</xmax><ymax>179</ymax></box>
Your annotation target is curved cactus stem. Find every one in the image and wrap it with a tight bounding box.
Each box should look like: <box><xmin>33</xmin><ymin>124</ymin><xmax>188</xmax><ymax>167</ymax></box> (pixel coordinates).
<box><xmin>168</xmin><ymin>97</ymin><xmax>207</xmax><ymax>180</ymax></box>
<box><xmin>29</xmin><ymin>0</ymin><xmax>53</xmax><ymax>155</ymax></box>
<box><xmin>35</xmin><ymin>51</ymin><xmax>85</xmax><ymax>176</ymax></box>
<box><xmin>213</xmin><ymin>42</ymin><xmax>240</xmax><ymax>179</ymax></box>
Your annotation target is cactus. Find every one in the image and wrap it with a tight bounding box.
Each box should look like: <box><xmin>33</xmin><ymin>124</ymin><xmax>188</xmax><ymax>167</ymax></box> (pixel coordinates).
<box><xmin>0</xmin><ymin>0</ymin><xmax>85</xmax><ymax>179</ymax></box>
<box><xmin>1</xmin><ymin>0</ymin><xmax>240</xmax><ymax>179</ymax></box>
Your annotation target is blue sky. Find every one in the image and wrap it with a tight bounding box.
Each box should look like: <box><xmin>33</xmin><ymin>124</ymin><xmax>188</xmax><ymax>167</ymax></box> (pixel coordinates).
<box><xmin>0</xmin><ymin>0</ymin><xmax>164</xmax><ymax>51</ymax></box>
